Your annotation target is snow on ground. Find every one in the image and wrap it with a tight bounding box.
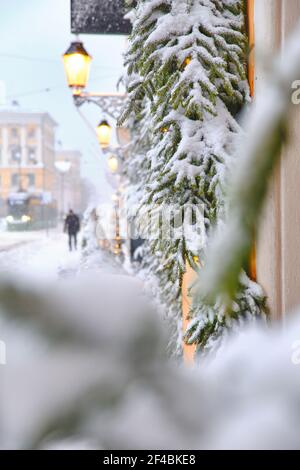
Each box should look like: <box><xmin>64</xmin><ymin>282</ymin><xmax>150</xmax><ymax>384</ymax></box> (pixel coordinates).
<box><xmin>0</xmin><ymin>230</ymin><xmax>81</xmax><ymax>281</ymax></box>
<box><xmin>0</xmin><ymin>227</ymin><xmax>128</xmax><ymax>282</ymax></box>
<box><xmin>0</xmin><ymin>230</ymin><xmax>47</xmax><ymax>251</ymax></box>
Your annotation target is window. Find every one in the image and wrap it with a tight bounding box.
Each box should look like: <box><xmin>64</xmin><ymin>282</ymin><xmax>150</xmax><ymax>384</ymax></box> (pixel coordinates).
<box><xmin>11</xmin><ymin>174</ymin><xmax>19</xmax><ymax>187</ymax></box>
<box><xmin>27</xmin><ymin>173</ymin><xmax>35</xmax><ymax>187</ymax></box>
<box><xmin>11</xmin><ymin>128</ymin><xmax>19</xmax><ymax>138</ymax></box>
<box><xmin>27</xmin><ymin>147</ymin><xmax>37</xmax><ymax>164</ymax></box>
<box><xmin>28</xmin><ymin>127</ymin><xmax>36</xmax><ymax>139</ymax></box>
<box><xmin>11</xmin><ymin>146</ymin><xmax>21</xmax><ymax>164</ymax></box>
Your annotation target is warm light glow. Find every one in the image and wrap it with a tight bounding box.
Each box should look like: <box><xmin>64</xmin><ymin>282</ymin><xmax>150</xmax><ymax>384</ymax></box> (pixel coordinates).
<box><xmin>63</xmin><ymin>41</ymin><xmax>92</xmax><ymax>93</ymax></box>
<box><xmin>183</xmin><ymin>57</ymin><xmax>191</xmax><ymax>67</ymax></box>
<box><xmin>96</xmin><ymin>120</ymin><xmax>112</xmax><ymax>148</ymax></box>
<box><xmin>113</xmin><ymin>237</ymin><xmax>122</xmax><ymax>256</ymax></box>
<box><xmin>107</xmin><ymin>154</ymin><xmax>119</xmax><ymax>173</ymax></box>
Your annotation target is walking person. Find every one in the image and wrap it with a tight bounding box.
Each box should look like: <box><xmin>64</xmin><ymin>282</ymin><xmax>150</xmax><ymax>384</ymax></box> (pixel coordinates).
<box><xmin>64</xmin><ymin>209</ymin><xmax>80</xmax><ymax>251</ymax></box>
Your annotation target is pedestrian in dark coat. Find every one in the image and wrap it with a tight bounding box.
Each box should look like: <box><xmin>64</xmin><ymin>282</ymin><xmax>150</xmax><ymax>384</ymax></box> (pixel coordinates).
<box><xmin>64</xmin><ymin>209</ymin><xmax>80</xmax><ymax>251</ymax></box>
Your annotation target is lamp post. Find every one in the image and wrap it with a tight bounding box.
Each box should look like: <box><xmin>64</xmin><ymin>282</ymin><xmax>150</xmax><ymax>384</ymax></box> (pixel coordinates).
<box><xmin>62</xmin><ymin>39</ymin><xmax>127</xmax><ymax>258</ymax></box>
<box><xmin>55</xmin><ymin>160</ymin><xmax>72</xmax><ymax>219</ymax></box>
<box><xmin>15</xmin><ymin>150</ymin><xmax>23</xmax><ymax>191</ymax></box>
<box><xmin>62</xmin><ymin>40</ymin><xmax>126</xmax><ymax>120</ymax></box>
<box><xmin>112</xmin><ymin>191</ymin><xmax>122</xmax><ymax>257</ymax></box>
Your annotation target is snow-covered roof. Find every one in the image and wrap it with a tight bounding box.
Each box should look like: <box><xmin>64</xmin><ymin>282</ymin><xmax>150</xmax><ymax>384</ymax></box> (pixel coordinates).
<box><xmin>0</xmin><ymin>105</ymin><xmax>57</xmax><ymax>127</ymax></box>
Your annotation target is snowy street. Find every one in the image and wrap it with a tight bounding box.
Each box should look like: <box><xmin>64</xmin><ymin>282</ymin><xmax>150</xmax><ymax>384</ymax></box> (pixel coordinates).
<box><xmin>0</xmin><ymin>230</ymin><xmax>81</xmax><ymax>280</ymax></box>
<box><xmin>0</xmin><ymin>229</ymin><xmax>49</xmax><ymax>251</ymax></box>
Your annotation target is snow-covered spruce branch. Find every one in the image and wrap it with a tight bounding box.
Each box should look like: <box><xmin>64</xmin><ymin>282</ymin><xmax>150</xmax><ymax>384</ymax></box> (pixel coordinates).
<box><xmin>121</xmin><ymin>0</ymin><xmax>266</xmax><ymax>354</ymax></box>
<box><xmin>0</xmin><ymin>272</ymin><xmax>171</xmax><ymax>449</ymax></box>
<box><xmin>0</xmin><ymin>271</ymin><xmax>153</xmax><ymax>351</ymax></box>
<box><xmin>194</xmin><ymin>22</ymin><xmax>300</xmax><ymax>308</ymax></box>
<box><xmin>2</xmin><ymin>271</ymin><xmax>300</xmax><ymax>449</ymax></box>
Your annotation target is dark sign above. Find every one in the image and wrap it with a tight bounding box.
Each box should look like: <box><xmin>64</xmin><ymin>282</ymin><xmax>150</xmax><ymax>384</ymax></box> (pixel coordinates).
<box><xmin>71</xmin><ymin>0</ymin><xmax>133</xmax><ymax>35</ymax></box>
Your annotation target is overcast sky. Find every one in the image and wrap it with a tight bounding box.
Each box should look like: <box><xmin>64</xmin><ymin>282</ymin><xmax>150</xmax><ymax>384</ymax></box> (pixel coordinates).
<box><xmin>0</xmin><ymin>0</ymin><xmax>126</xmax><ymax>200</ymax></box>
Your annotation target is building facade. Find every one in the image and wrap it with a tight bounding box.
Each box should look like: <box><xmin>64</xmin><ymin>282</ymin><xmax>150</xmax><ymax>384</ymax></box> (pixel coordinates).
<box><xmin>0</xmin><ymin>107</ymin><xmax>57</xmax><ymax>215</ymax></box>
<box><xmin>253</xmin><ymin>0</ymin><xmax>300</xmax><ymax>320</ymax></box>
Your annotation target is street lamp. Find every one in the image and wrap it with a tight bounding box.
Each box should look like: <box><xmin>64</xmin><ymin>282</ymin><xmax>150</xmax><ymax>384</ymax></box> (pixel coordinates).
<box><xmin>96</xmin><ymin>119</ymin><xmax>112</xmax><ymax>148</ymax></box>
<box><xmin>107</xmin><ymin>154</ymin><xmax>119</xmax><ymax>174</ymax></box>
<box><xmin>62</xmin><ymin>41</ymin><xmax>92</xmax><ymax>95</ymax></box>
<box><xmin>62</xmin><ymin>39</ymin><xmax>126</xmax><ymax>119</ymax></box>
<box><xmin>55</xmin><ymin>160</ymin><xmax>72</xmax><ymax>218</ymax></box>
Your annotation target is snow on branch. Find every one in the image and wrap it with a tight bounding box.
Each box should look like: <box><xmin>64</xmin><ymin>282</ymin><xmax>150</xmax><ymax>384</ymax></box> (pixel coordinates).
<box><xmin>195</xmin><ymin>22</ymin><xmax>300</xmax><ymax>306</ymax></box>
